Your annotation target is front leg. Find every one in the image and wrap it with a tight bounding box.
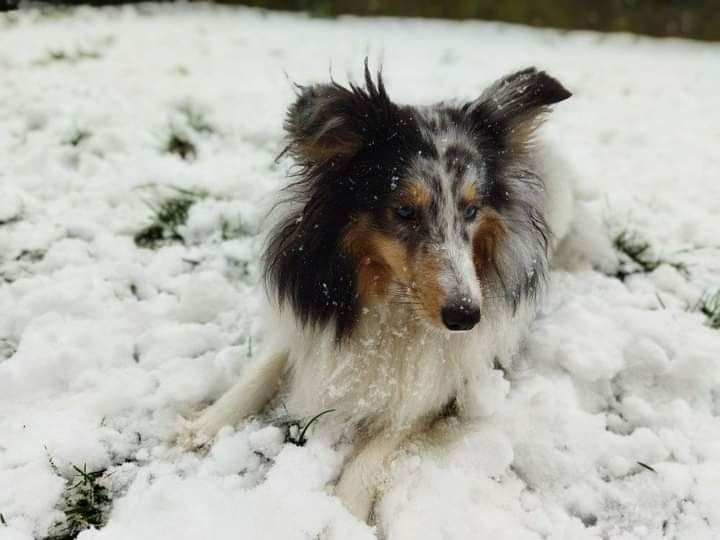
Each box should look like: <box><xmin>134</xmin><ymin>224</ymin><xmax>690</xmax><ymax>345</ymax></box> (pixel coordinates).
<box><xmin>335</xmin><ymin>417</ymin><xmax>465</xmax><ymax>524</ymax></box>
<box><xmin>334</xmin><ymin>430</ymin><xmax>408</xmax><ymax>522</ymax></box>
<box><xmin>180</xmin><ymin>350</ymin><xmax>288</xmax><ymax>449</ymax></box>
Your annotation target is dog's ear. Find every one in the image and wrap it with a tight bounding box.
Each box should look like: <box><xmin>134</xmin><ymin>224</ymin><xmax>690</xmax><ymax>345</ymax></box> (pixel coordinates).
<box><xmin>465</xmin><ymin>67</ymin><xmax>571</xmax><ymax>152</ymax></box>
<box><xmin>284</xmin><ymin>62</ymin><xmax>396</xmax><ymax>168</ymax></box>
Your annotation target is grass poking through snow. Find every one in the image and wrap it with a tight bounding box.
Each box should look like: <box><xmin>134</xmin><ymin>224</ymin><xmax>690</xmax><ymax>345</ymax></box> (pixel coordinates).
<box><xmin>134</xmin><ymin>186</ymin><xmax>207</xmax><ymax>248</ymax></box>
<box><xmin>636</xmin><ymin>461</ymin><xmax>657</xmax><ymax>473</ymax></box>
<box><xmin>64</xmin><ymin>128</ymin><xmax>92</xmax><ymax>147</ymax></box>
<box><xmin>284</xmin><ymin>409</ymin><xmax>335</xmax><ymax>447</ymax></box>
<box><xmin>613</xmin><ymin>230</ymin><xmax>720</xmax><ymax>330</ymax></box>
<box><xmin>165</xmin><ymin>131</ymin><xmax>197</xmax><ymax>160</ymax></box>
<box><xmin>44</xmin><ymin>463</ymin><xmax>110</xmax><ymax>540</ymax></box>
<box><xmin>0</xmin><ymin>338</ymin><xmax>17</xmax><ymax>361</ymax></box>
<box><xmin>177</xmin><ymin>103</ymin><xmax>215</xmax><ymax>135</ymax></box>
<box><xmin>33</xmin><ymin>36</ymin><xmax>114</xmax><ymax>66</ymax></box>
<box><xmin>34</xmin><ymin>48</ymin><xmax>102</xmax><ymax>66</ymax></box>
<box><xmin>613</xmin><ymin>230</ymin><xmax>688</xmax><ymax>280</ymax></box>
<box><xmin>693</xmin><ymin>290</ymin><xmax>720</xmax><ymax>330</ymax></box>
<box><xmin>164</xmin><ymin>103</ymin><xmax>215</xmax><ymax>160</ymax></box>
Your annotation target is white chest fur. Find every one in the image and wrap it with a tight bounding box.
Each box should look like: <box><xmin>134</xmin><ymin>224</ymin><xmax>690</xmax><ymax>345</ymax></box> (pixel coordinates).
<box><xmin>280</xmin><ymin>301</ymin><xmax>533</xmax><ymax>433</ymax></box>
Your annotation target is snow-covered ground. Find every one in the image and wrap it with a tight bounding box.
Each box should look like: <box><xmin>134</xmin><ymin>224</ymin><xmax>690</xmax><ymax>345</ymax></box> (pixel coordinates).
<box><xmin>1</xmin><ymin>4</ymin><xmax>720</xmax><ymax>539</ymax></box>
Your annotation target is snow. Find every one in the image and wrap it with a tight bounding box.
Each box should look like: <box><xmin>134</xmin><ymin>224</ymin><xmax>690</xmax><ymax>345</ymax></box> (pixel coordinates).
<box><xmin>1</xmin><ymin>3</ymin><xmax>719</xmax><ymax>539</ymax></box>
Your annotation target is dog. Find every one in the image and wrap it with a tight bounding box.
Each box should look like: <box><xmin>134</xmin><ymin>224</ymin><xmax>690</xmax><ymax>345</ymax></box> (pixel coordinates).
<box><xmin>182</xmin><ymin>62</ymin><xmax>574</xmax><ymax>523</ymax></box>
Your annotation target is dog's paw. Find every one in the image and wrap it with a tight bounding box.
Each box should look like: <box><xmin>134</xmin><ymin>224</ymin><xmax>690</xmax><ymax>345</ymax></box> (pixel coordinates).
<box><xmin>334</xmin><ymin>474</ymin><xmax>376</xmax><ymax>524</ymax></box>
<box><xmin>173</xmin><ymin>415</ymin><xmax>214</xmax><ymax>453</ymax></box>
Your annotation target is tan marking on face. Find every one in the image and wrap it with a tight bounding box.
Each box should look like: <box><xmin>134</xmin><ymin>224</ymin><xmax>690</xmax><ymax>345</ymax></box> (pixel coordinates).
<box><xmin>472</xmin><ymin>210</ymin><xmax>506</xmax><ymax>282</ymax></box>
<box><xmin>461</xmin><ymin>183</ymin><xmax>477</xmax><ymax>206</ymax></box>
<box><xmin>341</xmin><ymin>215</ymin><xmax>395</xmax><ymax>303</ymax></box>
<box><xmin>397</xmin><ymin>183</ymin><xmax>431</xmax><ymax>209</ymax></box>
<box><xmin>342</xmin><ymin>211</ymin><xmax>447</xmax><ymax>325</ymax></box>
<box><xmin>408</xmin><ymin>250</ymin><xmax>445</xmax><ymax>325</ymax></box>
<box><xmin>370</xmin><ymin>234</ymin><xmax>411</xmax><ymax>282</ymax></box>
<box><xmin>373</xmin><ymin>234</ymin><xmax>445</xmax><ymax>325</ymax></box>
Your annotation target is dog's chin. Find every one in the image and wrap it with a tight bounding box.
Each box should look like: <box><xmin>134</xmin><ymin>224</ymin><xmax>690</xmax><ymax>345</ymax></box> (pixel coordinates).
<box><xmin>414</xmin><ymin>320</ymin><xmax>480</xmax><ymax>343</ymax></box>
<box><xmin>411</xmin><ymin>313</ymin><xmax>459</xmax><ymax>336</ymax></box>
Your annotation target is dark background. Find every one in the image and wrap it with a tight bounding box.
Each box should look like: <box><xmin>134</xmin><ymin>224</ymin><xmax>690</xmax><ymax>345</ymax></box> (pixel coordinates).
<box><xmin>4</xmin><ymin>0</ymin><xmax>720</xmax><ymax>41</ymax></box>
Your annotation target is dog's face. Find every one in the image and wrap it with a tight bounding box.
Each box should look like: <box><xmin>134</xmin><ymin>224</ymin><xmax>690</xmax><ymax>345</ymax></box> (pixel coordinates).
<box><xmin>267</xmin><ymin>64</ymin><xmax>570</xmax><ymax>338</ymax></box>
<box><xmin>341</xmin><ymin>134</ymin><xmax>496</xmax><ymax>332</ymax></box>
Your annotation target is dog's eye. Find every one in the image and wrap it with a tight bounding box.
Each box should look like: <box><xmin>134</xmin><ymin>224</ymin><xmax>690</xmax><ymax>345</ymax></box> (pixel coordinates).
<box><xmin>464</xmin><ymin>205</ymin><xmax>478</xmax><ymax>221</ymax></box>
<box><xmin>394</xmin><ymin>206</ymin><xmax>416</xmax><ymax>220</ymax></box>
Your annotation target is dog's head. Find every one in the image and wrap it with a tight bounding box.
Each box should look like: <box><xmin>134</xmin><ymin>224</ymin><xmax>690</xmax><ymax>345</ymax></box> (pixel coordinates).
<box><xmin>266</xmin><ymin>62</ymin><xmax>570</xmax><ymax>339</ymax></box>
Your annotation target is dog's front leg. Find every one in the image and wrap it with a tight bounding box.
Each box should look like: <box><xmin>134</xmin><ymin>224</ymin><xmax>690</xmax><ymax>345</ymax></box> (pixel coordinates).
<box><xmin>334</xmin><ymin>417</ymin><xmax>466</xmax><ymax>524</ymax></box>
<box><xmin>179</xmin><ymin>350</ymin><xmax>288</xmax><ymax>449</ymax></box>
<box><xmin>334</xmin><ymin>430</ymin><xmax>408</xmax><ymax>523</ymax></box>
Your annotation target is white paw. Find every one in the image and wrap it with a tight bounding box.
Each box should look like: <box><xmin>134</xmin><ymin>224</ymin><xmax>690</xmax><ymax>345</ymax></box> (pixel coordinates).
<box><xmin>334</xmin><ymin>476</ymin><xmax>375</xmax><ymax>524</ymax></box>
<box><xmin>173</xmin><ymin>415</ymin><xmax>214</xmax><ymax>452</ymax></box>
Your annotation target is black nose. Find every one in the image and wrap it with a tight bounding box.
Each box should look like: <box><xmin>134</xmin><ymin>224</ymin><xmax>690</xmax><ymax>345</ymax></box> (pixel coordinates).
<box><xmin>441</xmin><ymin>304</ymin><xmax>481</xmax><ymax>331</ymax></box>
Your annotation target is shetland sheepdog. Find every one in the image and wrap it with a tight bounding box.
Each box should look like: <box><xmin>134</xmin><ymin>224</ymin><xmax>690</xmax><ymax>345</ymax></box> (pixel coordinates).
<box><xmin>182</xmin><ymin>62</ymin><xmax>574</xmax><ymax>523</ymax></box>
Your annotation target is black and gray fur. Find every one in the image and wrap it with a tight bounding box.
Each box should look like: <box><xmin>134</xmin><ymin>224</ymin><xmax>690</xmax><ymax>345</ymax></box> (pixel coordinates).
<box><xmin>265</xmin><ymin>62</ymin><xmax>571</xmax><ymax>338</ymax></box>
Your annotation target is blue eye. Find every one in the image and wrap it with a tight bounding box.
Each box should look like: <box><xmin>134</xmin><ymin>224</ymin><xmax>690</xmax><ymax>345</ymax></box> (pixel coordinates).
<box><xmin>394</xmin><ymin>206</ymin><xmax>416</xmax><ymax>220</ymax></box>
<box><xmin>464</xmin><ymin>205</ymin><xmax>478</xmax><ymax>220</ymax></box>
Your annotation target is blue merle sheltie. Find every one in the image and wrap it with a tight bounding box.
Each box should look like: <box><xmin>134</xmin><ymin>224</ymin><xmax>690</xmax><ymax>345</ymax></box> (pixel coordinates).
<box><xmin>182</xmin><ymin>62</ymin><xmax>575</xmax><ymax>522</ymax></box>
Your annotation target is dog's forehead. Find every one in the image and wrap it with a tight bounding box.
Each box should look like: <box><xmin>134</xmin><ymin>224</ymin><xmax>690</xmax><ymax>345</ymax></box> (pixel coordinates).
<box><xmin>404</xmin><ymin>108</ymin><xmax>485</xmax><ymax>203</ymax></box>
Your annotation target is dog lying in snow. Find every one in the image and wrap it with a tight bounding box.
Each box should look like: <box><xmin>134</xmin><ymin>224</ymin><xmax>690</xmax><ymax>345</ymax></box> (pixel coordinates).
<box><xmin>180</xmin><ymin>63</ymin><xmax>574</xmax><ymax>523</ymax></box>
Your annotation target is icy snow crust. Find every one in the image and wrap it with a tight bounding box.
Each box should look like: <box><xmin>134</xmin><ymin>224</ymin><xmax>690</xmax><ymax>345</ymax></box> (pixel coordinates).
<box><xmin>1</xmin><ymin>4</ymin><xmax>719</xmax><ymax>539</ymax></box>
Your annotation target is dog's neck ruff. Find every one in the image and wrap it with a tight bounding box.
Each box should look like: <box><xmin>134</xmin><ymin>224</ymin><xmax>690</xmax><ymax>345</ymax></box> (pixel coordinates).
<box><xmin>278</xmin><ymin>298</ymin><xmax>535</xmax><ymax>434</ymax></box>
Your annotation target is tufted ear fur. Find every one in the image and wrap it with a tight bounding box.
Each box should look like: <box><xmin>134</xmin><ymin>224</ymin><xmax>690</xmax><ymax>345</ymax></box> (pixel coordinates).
<box><xmin>283</xmin><ymin>61</ymin><xmax>398</xmax><ymax>170</ymax></box>
<box><xmin>465</xmin><ymin>67</ymin><xmax>571</xmax><ymax>153</ymax></box>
